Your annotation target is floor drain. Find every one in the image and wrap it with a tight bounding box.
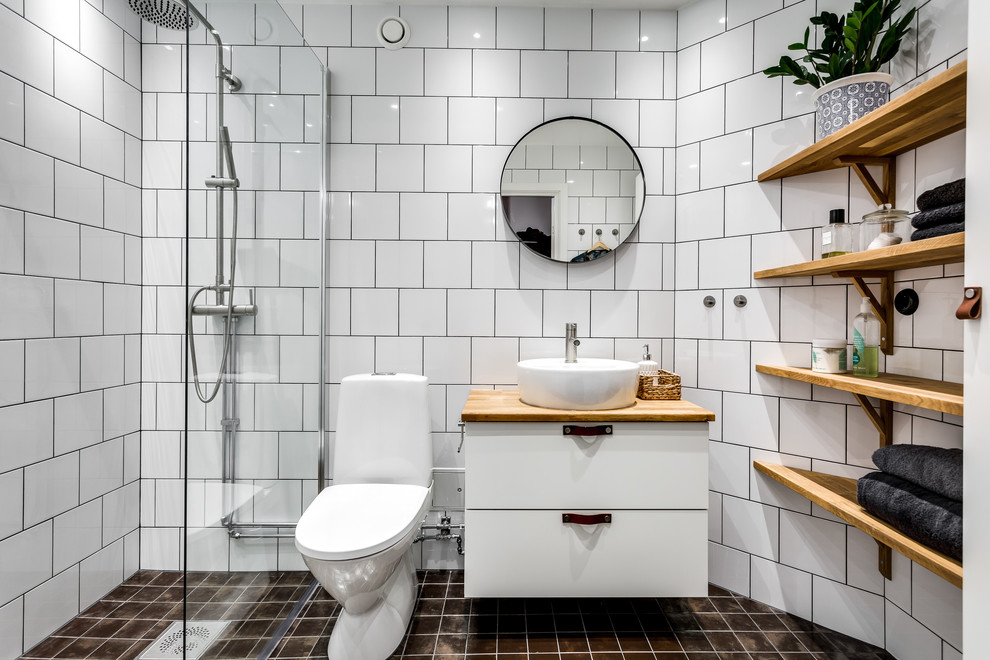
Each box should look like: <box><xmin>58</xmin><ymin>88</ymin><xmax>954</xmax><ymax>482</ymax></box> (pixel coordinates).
<box><xmin>139</xmin><ymin>620</ymin><xmax>230</xmax><ymax>660</ymax></box>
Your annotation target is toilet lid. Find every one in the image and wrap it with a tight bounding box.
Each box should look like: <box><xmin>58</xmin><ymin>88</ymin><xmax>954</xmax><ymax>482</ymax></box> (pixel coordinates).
<box><xmin>295</xmin><ymin>483</ymin><xmax>430</xmax><ymax>561</ymax></box>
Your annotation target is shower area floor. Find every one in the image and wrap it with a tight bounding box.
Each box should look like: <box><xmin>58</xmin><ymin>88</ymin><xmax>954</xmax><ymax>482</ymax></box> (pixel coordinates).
<box><xmin>19</xmin><ymin>570</ymin><xmax>893</xmax><ymax>660</ymax></box>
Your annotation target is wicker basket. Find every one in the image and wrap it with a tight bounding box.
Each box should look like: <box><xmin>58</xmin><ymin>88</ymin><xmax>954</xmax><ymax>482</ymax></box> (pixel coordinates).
<box><xmin>637</xmin><ymin>370</ymin><xmax>681</xmax><ymax>400</ymax></box>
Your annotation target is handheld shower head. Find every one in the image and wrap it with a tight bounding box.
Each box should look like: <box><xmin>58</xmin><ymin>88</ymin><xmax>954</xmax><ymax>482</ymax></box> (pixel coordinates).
<box><xmin>127</xmin><ymin>0</ymin><xmax>199</xmax><ymax>30</ymax></box>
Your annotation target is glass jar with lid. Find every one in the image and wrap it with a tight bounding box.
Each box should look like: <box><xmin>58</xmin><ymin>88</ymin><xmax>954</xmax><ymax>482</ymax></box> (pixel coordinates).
<box><xmin>860</xmin><ymin>204</ymin><xmax>910</xmax><ymax>251</ymax></box>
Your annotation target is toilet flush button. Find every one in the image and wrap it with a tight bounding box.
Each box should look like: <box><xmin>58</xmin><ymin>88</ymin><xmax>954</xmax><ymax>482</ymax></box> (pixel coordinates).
<box><xmin>378</xmin><ymin>17</ymin><xmax>411</xmax><ymax>49</ymax></box>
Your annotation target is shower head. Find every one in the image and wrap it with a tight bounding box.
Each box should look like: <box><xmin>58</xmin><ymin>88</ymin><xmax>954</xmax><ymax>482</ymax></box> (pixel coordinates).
<box><xmin>127</xmin><ymin>0</ymin><xmax>199</xmax><ymax>31</ymax></box>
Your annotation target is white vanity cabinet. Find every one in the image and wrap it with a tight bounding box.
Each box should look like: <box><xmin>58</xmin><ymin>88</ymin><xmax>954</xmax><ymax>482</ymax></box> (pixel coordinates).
<box><xmin>461</xmin><ymin>390</ymin><xmax>714</xmax><ymax>598</ymax></box>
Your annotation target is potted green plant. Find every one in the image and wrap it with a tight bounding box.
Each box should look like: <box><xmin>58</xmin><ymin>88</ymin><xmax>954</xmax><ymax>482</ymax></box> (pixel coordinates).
<box><xmin>763</xmin><ymin>0</ymin><xmax>916</xmax><ymax>140</ymax></box>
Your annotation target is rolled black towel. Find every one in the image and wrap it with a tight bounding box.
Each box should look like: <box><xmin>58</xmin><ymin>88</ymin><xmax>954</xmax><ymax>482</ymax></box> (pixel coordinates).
<box><xmin>911</xmin><ymin>202</ymin><xmax>964</xmax><ymax>229</ymax></box>
<box><xmin>872</xmin><ymin>445</ymin><xmax>962</xmax><ymax>501</ymax></box>
<box><xmin>917</xmin><ymin>178</ymin><xmax>965</xmax><ymax>211</ymax></box>
<box><xmin>857</xmin><ymin>471</ymin><xmax>962</xmax><ymax>560</ymax></box>
<box><xmin>911</xmin><ymin>221</ymin><xmax>964</xmax><ymax>242</ymax></box>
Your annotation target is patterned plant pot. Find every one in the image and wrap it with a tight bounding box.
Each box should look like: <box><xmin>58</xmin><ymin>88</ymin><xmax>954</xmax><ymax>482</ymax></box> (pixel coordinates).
<box><xmin>813</xmin><ymin>72</ymin><xmax>893</xmax><ymax>140</ymax></box>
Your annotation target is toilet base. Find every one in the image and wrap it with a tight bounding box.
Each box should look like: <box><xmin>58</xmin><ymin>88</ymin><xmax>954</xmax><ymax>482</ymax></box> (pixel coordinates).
<box><xmin>327</xmin><ymin>551</ymin><xmax>418</xmax><ymax>660</ymax></box>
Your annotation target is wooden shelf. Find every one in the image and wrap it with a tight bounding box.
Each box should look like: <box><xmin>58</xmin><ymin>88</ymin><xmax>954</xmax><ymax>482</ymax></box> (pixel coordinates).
<box><xmin>753</xmin><ymin>461</ymin><xmax>962</xmax><ymax>588</ymax></box>
<box><xmin>755</xmin><ymin>365</ymin><xmax>963</xmax><ymax>416</ymax></box>
<box><xmin>753</xmin><ymin>232</ymin><xmax>965</xmax><ymax>279</ymax></box>
<box><xmin>758</xmin><ymin>61</ymin><xmax>966</xmax><ymax>203</ymax></box>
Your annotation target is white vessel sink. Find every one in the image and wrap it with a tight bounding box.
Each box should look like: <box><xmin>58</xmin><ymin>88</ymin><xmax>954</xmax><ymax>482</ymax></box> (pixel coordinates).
<box><xmin>517</xmin><ymin>358</ymin><xmax>640</xmax><ymax>410</ymax></box>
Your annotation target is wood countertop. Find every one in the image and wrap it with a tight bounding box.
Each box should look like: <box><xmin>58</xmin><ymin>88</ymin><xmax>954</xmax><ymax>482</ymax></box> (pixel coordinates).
<box><xmin>461</xmin><ymin>390</ymin><xmax>716</xmax><ymax>422</ymax></box>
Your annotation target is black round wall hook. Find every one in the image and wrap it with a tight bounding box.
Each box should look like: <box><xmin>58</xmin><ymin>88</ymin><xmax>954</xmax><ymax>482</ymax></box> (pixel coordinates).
<box><xmin>894</xmin><ymin>288</ymin><xmax>920</xmax><ymax>315</ymax></box>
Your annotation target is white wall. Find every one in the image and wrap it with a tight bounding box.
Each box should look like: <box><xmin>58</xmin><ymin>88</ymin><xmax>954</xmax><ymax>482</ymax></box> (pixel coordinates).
<box><xmin>0</xmin><ymin>0</ymin><xmax>144</xmax><ymax>656</ymax></box>
<box><xmin>964</xmin><ymin>0</ymin><xmax>989</xmax><ymax>655</ymax></box>
<box><xmin>680</xmin><ymin>0</ymin><xmax>967</xmax><ymax>657</ymax></box>
<box><xmin>312</xmin><ymin>4</ymin><xmax>679</xmax><ymax>568</ymax></box>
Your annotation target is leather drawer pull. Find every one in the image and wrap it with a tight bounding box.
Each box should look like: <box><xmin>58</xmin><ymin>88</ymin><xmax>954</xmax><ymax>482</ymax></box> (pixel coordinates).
<box><xmin>956</xmin><ymin>287</ymin><xmax>982</xmax><ymax>319</ymax></box>
<box><xmin>562</xmin><ymin>513</ymin><xmax>612</xmax><ymax>525</ymax></box>
<box><xmin>563</xmin><ymin>424</ymin><xmax>612</xmax><ymax>436</ymax></box>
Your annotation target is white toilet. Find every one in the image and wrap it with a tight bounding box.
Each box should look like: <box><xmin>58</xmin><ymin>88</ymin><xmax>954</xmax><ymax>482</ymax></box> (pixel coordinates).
<box><xmin>295</xmin><ymin>373</ymin><xmax>433</xmax><ymax>660</ymax></box>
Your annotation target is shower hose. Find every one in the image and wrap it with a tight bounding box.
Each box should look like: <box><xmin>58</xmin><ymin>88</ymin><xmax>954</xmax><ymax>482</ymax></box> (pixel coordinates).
<box><xmin>188</xmin><ymin>187</ymin><xmax>239</xmax><ymax>404</ymax></box>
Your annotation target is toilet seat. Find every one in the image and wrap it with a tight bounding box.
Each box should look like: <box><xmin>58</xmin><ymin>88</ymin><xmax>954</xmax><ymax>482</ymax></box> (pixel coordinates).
<box><xmin>295</xmin><ymin>483</ymin><xmax>430</xmax><ymax>561</ymax></box>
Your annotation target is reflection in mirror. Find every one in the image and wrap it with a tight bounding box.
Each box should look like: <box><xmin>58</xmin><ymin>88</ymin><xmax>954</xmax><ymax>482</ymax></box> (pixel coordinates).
<box><xmin>500</xmin><ymin>117</ymin><xmax>645</xmax><ymax>263</ymax></box>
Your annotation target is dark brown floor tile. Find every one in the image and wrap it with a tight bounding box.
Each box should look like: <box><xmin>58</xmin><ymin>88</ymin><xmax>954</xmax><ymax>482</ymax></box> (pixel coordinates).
<box><xmin>473</xmin><ymin>616</ymin><xmax>498</xmax><ymax>635</ymax></box>
<box><xmin>693</xmin><ymin>613</ymin><xmax>729</xmax><ymax>631</ymax></box>
<box><xmin>424</xmin><ymin>570</ymin><xmax>450</xmax><ymax>583</ymax></box>
<box><xmin>409</xmin><ymin>615</ymin><xmax>442</xmax><ymax>636</ymax></box>
<box><xmin>465</xmin><ymin>633</ymin><xmax>497</xmax><ymax>654</ymax></box>
<box><xmin>499</xmin><ymin>615</ymin><xmax>526</xmax><ymax>634</ymax></box>
<box><xmin>496</xmin><ymin>634</ymin><xmax>528</xmax><ymax>653</ymax></box>
<box><xmin>110</xmin><ymin>619</ymin><xmax>156</xmax><ymax>640</ymax></box>
<box><xmin>581</xmin><ymin>614</ymin><xmax>613</xmax><ymax>632</ymax></box>
<box><xmin>420</xmin><ymin>583</ymin><xmax>448</xmax><ymax>599</ymax></box>
<box><xmin>792</xmin><ymin>632</ymin><xmax>836</xmax><ymax>652</ymax></box>
<box><xmin>586</xmin><ymin>633</ymin><xmax>620</xmax><ymax>652</ymax></box>
<box><xmin>528</xmin><ymin>614</ymin><xmax>556</xmax><ymax>633</ymax></box>
<box><xmin>54</xmin><ymin>637</ymin><xmax>105</xmax><ymax>658</ymax></box>
<box><xmin>106</xmin><ymin>602</ymin><xmax>148</xmax><ymax>620</ymax></box>
<box><xmin>442</xmin><ymin>598</ymin><xmax>470</xmax><ymax>615</ymax></box>
<box><xmin>720</xmin><ymin>613</ymin><xmax>759</xmax><ymax>631</ymax></box>
<box><xmin>710</xmin><ymin>598</ymin><xmax>745</xmax><ymax>614</ymax></box>
<box><xmin>78</xmin><ymin>602</ymin><xmax>118</xmax><ymax>619</ymax></box>
<box><xmin>616</xmin><ymin>632</ymin><xmax>652</xmax><ymax>652</ymax></box>
<box><xmin>21</xmin><ymin>634</ymin><xmax>74</xmax><ymax>658</ymax></box>
<box><xmin>766</xmin><ymin>630</ymin><xmax>806</xmax><ymax>652</ymax></box>
<box><xmin>417</xmin><ymin>598</ymin><xmax>446</xmax><ymax>616</ymax></box>
<box><xmin>683</xmin><ymin>598</ymin><xmax>715</xmax><ymax>613</ymax></box>
<box><xmin>274</xmin><ymin>636</ymin><xmax>319</xmax><ymax>659</ymax></box>
<box><xmin>117</xmin><ymin>640</ymin><xmax>151</xmax><ymax>660</ymax></box>
<box><xmin>639</xmin><ymin>612</ymin><xmax>672</xmax><ymax>632</ymax></box>
<box><xmin>588</xmin><ymin>652</ymin><xmax>623</xmax><ymax>660</ymax></box>
<box><xmin>447</xmin><ymin>583</ymin><xmax>465</xmax><ymax>599</ymax></box>
<box><xmin>527</xmin><ymin>633</ymin><xmax>559</xmax><ymax>653</ymax></box>
<box><xmin>404</xmin><ymin>634</ymin><xmax>438</xmax><ymax>655</ymax></box>
<box><xmin>748</xmin><ymin>613</ymin><xmax>787</xmax><ymax>632</ymax></box>
<box><xmin>87</xmin><ymin>639</ymin><xmax>138</xmax><ymax>660</ymax></box>
<box><xmin>435</xmin><ymin>634</ymin><xmax>468</xmax><ymax>655</ymax></box>
<box><xmin>777</xmin><ymin>613</ymin><xmax>820</xmax><ymax>633</ymax></box>
<box><xmin>554</xmin><ymin>614</ymin><xmax>585</xmax><ymax>632</ymax></box>
<box><xmin>141</xmin><ymin>620</ymin><xmax>170</xmax><ymax>640</ymax></box>
<box><xmin>735</xmin><ymin>631</ymin><xmax>777</xmax><ymax>653</ymax></box>
<box><xmin>557</xmin><ymin>633</ymin><xmax>590</xmax><ymax>653</ymax></box>
<box><xmin>676</xmin><ymin>631</ymin><xmax>714</xmax><ymax>652</ymax></box>
<box><xmin>54</xmin><ymin>617</ymin><xmax>100</xmax><ymax>638</ymax></box>
<box><xmin>80</xmin><ymin>619</ymin><xmax>128</xmax><ymax>638</ymax></box>
<box><xmin>667</xmin><ymin>612</ymin><xmax>701</xmax><ymax>632</ymax></box>
<box><xmin>609</xmin><ymin>613</ymin><xmax>641</xmax><ymax>632</ymax></box>
<box><xmin>439</xmin><ymin>615</ymin><xmax>470</xmax><ymax>635</ymax></box>
<box><xmin>705</xmin><ymin>632</ymin><xmax>744</xmax><ymax>652</ymax></box>
<box><xmin>708</xmin><ymin>585</ymin><xmax>734</xmax><ymax>598</ymax></box>
<box><xmin>648</xmin><ymin>630</ymin><xmax>682</xmax><ymax>652</ymax></box>
<box><xmin>747</xmin><ymin>653</ymin><xmax>785</xmax><ymax>660</ymax></box>
<box><xmin>735</xmin><ymin>598</ymin><xmax>777</xmax><ymax>614</ymax></box>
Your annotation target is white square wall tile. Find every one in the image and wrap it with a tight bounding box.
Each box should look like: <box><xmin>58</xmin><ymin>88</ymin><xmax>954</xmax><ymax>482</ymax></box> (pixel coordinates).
<box><xmin>677</xmin><ymin>0</ymin><xmax>726</xmax><ymax>49</ymax></box>
<box><xmin>449</xmin><ymin>98</ymin><xmax>495</xmax><ymax>146</ymax></box>
<box><xmin>447</xmin><ymin>289</ymin><xmax>494</xmax><ymax>337</ymax></box>
<box><xmin>701</xmin><ymin>23</ymin><xmax>754</xmax><ymax>89</ymax></box>
<box><xmin>377</xmin><ymin>47</ymin><xmax>424</xmax><ymax>96</ymax></box>
<box><xmin>616</xmin><ymin>52</ymin><xmax>664</xmax><ymax>100</ymax></box>
<box><xmin>812</xmin><ymin>575</ymin><xmax>884</xmax><ymax>648</ymax></box>
<box><xmin>700</xmin><ymin>130</ymin><xmax>753</xmax><ymax>190</ymax></box>
<box><xmin>726</xmin><ymin>74</ymin><xmax>783</xmax><ymax>133</ymax></box>
<box><xmin>23</xmin><ymin>566</ymin><xmax>79</xmax><ymax>651</ymax></box>
<box><xmin>708</xmin><ymin>542</ymin><xmax>750</xmax><ymax>596</ymax></box>
<box><xmin>496</xmin><ymin>7</ymin><xmax>543</xmax><ymax>49</ymax></box>
<box><xmin>698</xmin><ymin>339</ymin><xmax>750</xmax><ymax>393</ymax></box>
<box><xmin>709</xmin><ymin>440</ymin><xmax>750</xmax><ymax>499</ymax></box>
<box><xmin>779</xmin><ymin>399</ymin><xmax>846</xmax><ymax>462</ymax></box>
<box><xmin>590</xmin><ymin>290</ymin><xmax>637</xmax><ymax>338</ymax></box>
<box><xmin>377</xmin><ymin>145</ymin><xmax>425</xmax><ymax>193</ymax></box>
<box><xmin>677</xmin><ymin>86</ymin><xmax>725</xmax><ymax>145</ymax></box>
<box><xmin>471</xmin><ymin>337</ymin><xmax>518</xmax><ymax>384</ymax></box>
<box><xmin>495</xmin><ymin>290</ymin><xmax>543</xmax><ymax>337</ymax></box>
<box><xmin>639</xmin><ymin>11</ymin><xmax>677</xmax><ymax>51</ymax></box>
<box><xmin>424</xmin><ymin>49</ymin><xmax>472</xmax><ymax>97</ymax></box>
<box><xmin>545</xmin><ymin>9</ymin><xmax>591</xmax><ymax>51</ymax></box>
<box><xmin>24</xmin><ymin>453</ymin><xmax>79</xmax><ymax>527</ymax></box>
<box><xmin>473</xmin><ymin>50</ymin><xmax>520</xmax><ymax>98</ymax></box>
<box><xmin>779</xmin><ymin>509</ymin><xmax>846</xmax><ymax>581</ymax></box>
<box><xmin>698</xmin><ymin>237</ymin><xmax>751</xmax><ymax>290</ymax></box>
<box><xmin>592</xmin><ymin>10</ymin><xmax>640</xmax><ymax>51</ymax></box>
<box><xmin>721</xmin><ymin>393</ymin><xmax>778</xmax><ymax>451</ymax></box>
<box><xmin>750</xmin><ymin>555</ymin><xmax>812</xmax><ymax>621</ymax></box>
<box><xmin>721</xmin><ymin>496</ymin><xmax>779</xmax><ymax>561</ymax></box>
<box><xmin>568</xmin><ymin>52</ymin><xmax>615</xmax><ymax>100</ymax></box>
<box><xmin>520</xmin><ymin>51</ymin><xmax>567</xmax><ymax>99</ymax></box>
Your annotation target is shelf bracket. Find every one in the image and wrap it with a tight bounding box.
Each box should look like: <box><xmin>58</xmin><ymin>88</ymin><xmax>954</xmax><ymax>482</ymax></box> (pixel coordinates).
<box><xmin>834</xmin><ymin>156</ymin><xmax>896</xmax><ymax>206</ymax></box>
<box><xmin>833</xmin><ymin>270</ymin><xmax>895</xmax><ymax>355</ymax></box>
<box><xmin>853</xmin><ymin>394</ymin><xmax>894</xmax><ymax>446</ymax></box>
<box><xmin>876</xmin><ymin>540</ymin><xmax>893</xmax><ymax>580</ymax></box>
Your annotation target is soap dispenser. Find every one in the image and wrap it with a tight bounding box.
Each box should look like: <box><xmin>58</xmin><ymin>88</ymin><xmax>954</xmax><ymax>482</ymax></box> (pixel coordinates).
<box><xmin>639</xmin><ymin>345</ymin><xmax>659</xmax><ymax>383</ymax></box>
<box><xmin>852</xmin><ymin>297</ymin><xmax>880</xmax><ymax>378</ymax></box>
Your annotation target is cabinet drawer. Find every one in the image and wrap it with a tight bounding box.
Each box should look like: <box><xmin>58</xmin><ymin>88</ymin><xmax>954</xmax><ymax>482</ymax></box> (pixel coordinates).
<box><xmin>464</xmin><ymin>509</ymin><xmax>708</xmax><ymax>598</ymax></box>
<box><xmin>465</xmin><ymin>422</ymin><xmax>708</xmax><ymax>509</ymax></box>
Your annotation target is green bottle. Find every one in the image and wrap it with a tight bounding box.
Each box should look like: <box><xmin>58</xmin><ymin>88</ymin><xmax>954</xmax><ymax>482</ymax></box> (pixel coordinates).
<box><xmin>852</xmin><ymin>296</ymin><xmax>880</xmax><ymax>378</ymax></box>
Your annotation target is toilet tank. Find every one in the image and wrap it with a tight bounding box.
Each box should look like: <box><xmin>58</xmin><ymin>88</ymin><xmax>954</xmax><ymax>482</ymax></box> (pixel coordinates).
<box><xmin>333</xmin><ymin>373</ymin><xmax>433</xmax><ymax>487</ymax></box>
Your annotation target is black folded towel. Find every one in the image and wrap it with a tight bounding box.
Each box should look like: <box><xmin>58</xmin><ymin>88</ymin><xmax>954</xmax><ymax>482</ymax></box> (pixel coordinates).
<box><xmin>911</xmin><ymin>202</ymin><xmax>964</xmax><ymax>229</ymax></box>
<box><xmin>872</xmin><ymin>445</ymin><xmax>962</xmax><ymax>501</ymax></box>
<box><xmin>911</xmin><ymin>221</ymin><xmax>964</xmax><ymax>241</ymax></box>
<box><xmin>917</xmin><ymin>178</ymin><xmax>965</xmax><ymax>211</ymax></box>
<box><xmin>857</xmin><ymin>471</ymin><xmax>962</xmax><ymax>560</ymax></box>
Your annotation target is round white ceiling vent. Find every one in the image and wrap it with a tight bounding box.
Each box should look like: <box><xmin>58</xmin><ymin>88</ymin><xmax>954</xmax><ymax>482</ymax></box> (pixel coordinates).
<box><xmin>377</xmin><ymin>16</ymin><xmax>410</xmax><ymax>50</ymax></box>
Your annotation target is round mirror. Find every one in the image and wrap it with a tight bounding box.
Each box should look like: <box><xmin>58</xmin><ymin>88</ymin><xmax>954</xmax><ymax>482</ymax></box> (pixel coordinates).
<box><xmin>500</xmin><ymin>117</ymin><xmax>645</xmax><ymax>263</ymax></box>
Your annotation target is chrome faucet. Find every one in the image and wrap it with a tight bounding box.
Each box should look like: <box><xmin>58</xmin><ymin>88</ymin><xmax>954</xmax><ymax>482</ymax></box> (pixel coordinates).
<box><xmin>565</xmin><ymin>322</ymin><xmax>581</xmax><ymax>363</ymax></box>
